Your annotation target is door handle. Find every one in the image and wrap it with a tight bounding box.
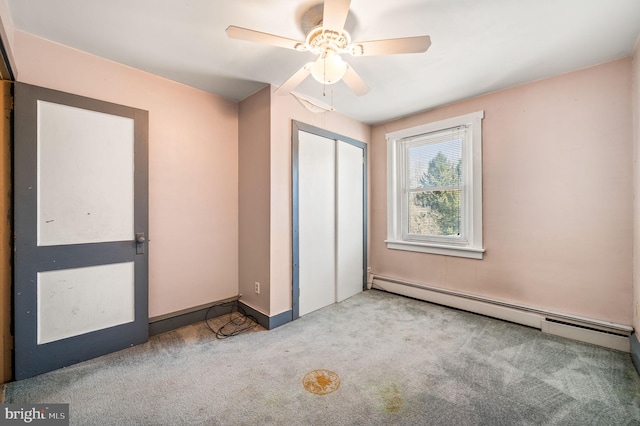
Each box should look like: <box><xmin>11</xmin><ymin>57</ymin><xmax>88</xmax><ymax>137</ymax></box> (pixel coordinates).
<box><xmin>136</xmin><ymin>232</ymin><xmax>145</xmax><ymax>254</ymax></box>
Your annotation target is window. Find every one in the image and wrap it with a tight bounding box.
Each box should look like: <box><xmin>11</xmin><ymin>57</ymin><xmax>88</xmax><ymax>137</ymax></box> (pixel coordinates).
<box><xmin>386</xmin><ymin>111</ymin><xmax>484</xmax><ymax>259</ymax></box>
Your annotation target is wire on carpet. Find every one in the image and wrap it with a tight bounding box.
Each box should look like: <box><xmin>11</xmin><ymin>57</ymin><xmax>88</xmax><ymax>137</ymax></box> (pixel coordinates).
<box><xmin>204</xmin><ymin>300</ymin><xmax>258</xmax><ymax>339</ymax></box>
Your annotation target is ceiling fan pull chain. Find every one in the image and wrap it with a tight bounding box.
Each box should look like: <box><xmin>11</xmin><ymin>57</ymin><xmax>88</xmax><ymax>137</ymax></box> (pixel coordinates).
<box><xmin>331</xmin><ymin>85</ymin><xmax>335</xmax><ymax>111</ymax></box>
<box><xmin>322</xmin><ymin>53</ymin><xmax>327</xmax><ymax>97</ymax></box>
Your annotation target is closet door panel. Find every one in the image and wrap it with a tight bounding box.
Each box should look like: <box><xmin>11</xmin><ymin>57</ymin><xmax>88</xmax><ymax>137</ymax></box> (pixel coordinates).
<box><xmin>336</xmin><ymin>141</ymin><xmax>364</xmax><ymax>302</ymax></box>
<box><xmin>298</xmin><ymin>131</ymin><xmax>336</xmax><ymax>316</ymax></box>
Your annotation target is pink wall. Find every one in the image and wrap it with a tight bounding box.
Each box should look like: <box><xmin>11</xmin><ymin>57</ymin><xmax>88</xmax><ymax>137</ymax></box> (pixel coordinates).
<box><xmin>633</xmin><ymin>39</ymin><xmax>640</xmax><ymax>332</ymax></box>
<box><xmin>13</xmin><ymin>31</ymin><xmax>240</xmax><ymax>318</ymax></box>
<box><xmin>269</xmin><ymin>91</ymin><xmax>371</xmax><ymax>315</ymax></box>
<box><xmin>372</xmin><ymin>58</ymin><xmax>634</xmax><ymax>325</ymax></box>
<box><xmin>238</xmin><ymin>87</ymin><xmax>271</xmax><ymax>313</ymax></box>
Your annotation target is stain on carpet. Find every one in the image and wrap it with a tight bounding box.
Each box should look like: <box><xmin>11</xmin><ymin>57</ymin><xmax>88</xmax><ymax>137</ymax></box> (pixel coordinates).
<box><xmin>302</xmin><ymin>370</ymin><xmax>341</xmax><ymax>395</ymax></box>
<box><xmin>381</xmin><ymin>383</ymin><xmax>404</xmax><ymax>413</ymax></box>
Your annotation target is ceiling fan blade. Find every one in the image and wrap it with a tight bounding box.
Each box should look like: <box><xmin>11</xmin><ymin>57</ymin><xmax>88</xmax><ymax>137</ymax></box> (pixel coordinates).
<box><xmin>226</xmin><ymin>26</ymin><xmax>305</xmax><ymax>51</ymax></box>
<box><xmin>342</xmin><ymin>65</ymin><xmax>369</xmax><ymax>96</ymax></box>
<box><xmin>351</xmin><ymin>36</ymin><xmax>431</xmax><ymax>56</ymax></box>
<box><xmin>322</xmin><ymin>0</ymin><xmax>350</xmax><ymax>31</ymax></box>
<box><xmin>274</xmin><ymin>63</ymin><xmax>313</xmax><ymax>95</ymax></box>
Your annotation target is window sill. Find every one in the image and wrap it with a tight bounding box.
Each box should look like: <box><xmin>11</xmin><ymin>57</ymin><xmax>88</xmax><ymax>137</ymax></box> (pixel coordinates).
<box><xmin>385</xmin><ymin>240</ymin><xmax>484</xmax><ymax>259</ymax></box>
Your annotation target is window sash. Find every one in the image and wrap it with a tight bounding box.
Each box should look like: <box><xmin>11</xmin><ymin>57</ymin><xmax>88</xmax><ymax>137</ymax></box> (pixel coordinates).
<box><xmin>398</xmin><ymin>127</ymin><xmax>469</xmax><ymax>245</ymax></box>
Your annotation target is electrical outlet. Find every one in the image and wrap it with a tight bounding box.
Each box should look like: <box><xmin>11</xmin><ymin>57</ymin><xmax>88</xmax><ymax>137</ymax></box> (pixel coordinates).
<box><xmin>254</xmin><ymin>281</ymin><xmax>260</xmax><ymax>294</ymax></box>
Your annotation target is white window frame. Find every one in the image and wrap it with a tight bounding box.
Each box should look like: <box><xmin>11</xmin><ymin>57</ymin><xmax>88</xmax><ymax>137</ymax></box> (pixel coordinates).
<box><xmin>386</xmin><ymin>111</ymin><xmax>484</xmax><ymax>259</ymax></box>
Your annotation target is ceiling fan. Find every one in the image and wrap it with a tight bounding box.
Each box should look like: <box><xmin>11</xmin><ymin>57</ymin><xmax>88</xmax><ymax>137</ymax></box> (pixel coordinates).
<box><xmin>226</xmin><ymin>0</ymin><xmax>431</xmax><ymax>96</ymax></box>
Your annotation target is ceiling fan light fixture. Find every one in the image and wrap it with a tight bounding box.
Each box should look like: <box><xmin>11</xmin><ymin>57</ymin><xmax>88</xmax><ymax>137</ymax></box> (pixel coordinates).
<box><xmin>226</xmin><ymin>0</ymin><xmax>430</xmax><ymax>96</ymax></box>
<box><xmin>310</xmin><ymin>50</ymin><xmax>348</xmax><ymax>84</ymax></box>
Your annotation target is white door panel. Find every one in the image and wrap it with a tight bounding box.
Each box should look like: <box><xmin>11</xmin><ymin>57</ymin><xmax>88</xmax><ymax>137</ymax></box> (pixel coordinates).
<box><xmin>37</xmin><ymin>262</ymin><xmax>135</xmax><ymax>344</ymax></box>
<box><xmin>336</xmin><ymin>141</ymin><xmax>364</xmax><ymax>302</ymax></box>
<box><xmin>298</xmin><ymin>131</ymin><xmax>336</xmax><ymax>316</ymax></box>
<box><xmin>37</xmin><ymin>101</ymin><xmax>135</xmax><ymax>246</ymax></box>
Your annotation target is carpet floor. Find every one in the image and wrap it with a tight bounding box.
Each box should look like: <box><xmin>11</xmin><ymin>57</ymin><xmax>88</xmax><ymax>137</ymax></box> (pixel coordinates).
<box><xmin>3</xmin><ymin>289</ymin><xmax>640</xmax><ymax>425</ymax></box>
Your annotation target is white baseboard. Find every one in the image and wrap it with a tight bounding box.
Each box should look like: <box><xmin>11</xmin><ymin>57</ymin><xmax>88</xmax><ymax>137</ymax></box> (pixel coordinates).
<box><xmin>372</xmin><ymin>275</ymin><xmax>632</xmax><ymax>352</ymax></box>
<box><xmin>541</xmin><ymin>319</ymin><xmax>630</xmax><ymax>352</ymax></box>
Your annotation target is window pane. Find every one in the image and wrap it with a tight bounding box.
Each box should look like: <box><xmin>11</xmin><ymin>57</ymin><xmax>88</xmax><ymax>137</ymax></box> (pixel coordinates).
<box><xmin>407</xmin><ymin>138</ymin><xmax>462</xmax><ymax>190</ymax></box>
<box><xmin>406</xmin><ymin>136</ymin><xmax>463</xmax><ymax>238</ymax></box>
<box><xmin>408</xmin><ymin>190</ymin><xmax>461</xmax><ymax>237</ymax></box>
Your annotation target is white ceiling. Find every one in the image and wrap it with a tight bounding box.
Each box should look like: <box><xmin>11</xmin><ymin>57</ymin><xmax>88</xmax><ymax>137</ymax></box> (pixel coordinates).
<box><xmin>6</xmin><ymin>0</ymin><xmax>640</xmax><ymax>124</ymax></box>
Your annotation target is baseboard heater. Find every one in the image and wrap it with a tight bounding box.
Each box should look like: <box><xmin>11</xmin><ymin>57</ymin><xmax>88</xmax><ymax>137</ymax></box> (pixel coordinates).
<box><xmin>371</xmin><ymin>275</ymin><xmax>632</xmax><ymax>352</ymax></box>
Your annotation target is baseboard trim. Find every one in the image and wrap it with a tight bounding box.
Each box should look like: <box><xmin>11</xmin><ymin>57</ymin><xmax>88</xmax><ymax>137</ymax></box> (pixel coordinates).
<box><xmin>372</xmin><ymin>275</ymin><xmax>632</xmax><ymax>352</ymax></box>
<box><xmin>239</xmin><ymin>301</ymin><xmax>292</xmax><ymax>330</ymax></box>
<box><xmin>372</xmin><ymin>277</ymin><xmax>542</xmax><ymax>327</ymax></box>
<box><xmin>631</xmin><ymin>334</ymin><xmax>640</xmax><ymax>374</ymax></box>
<box><xmin>148</xmin><ymin>298</ymin><xmax>293</xmax><ymax>336</ymax></box>
<box><xmin>149</xmin><ymin>306</ymin><xmax>225</xmax><ymax>336</ymax></box>
<box><xmin>542</xmin><ymin>319</ymin><xmax>630</xmax><ymax>352</ymax></box>
<box><xmin>148</xmin><ymin>297</ymin><xmax>238</xmax><ymax>336</ymax></box>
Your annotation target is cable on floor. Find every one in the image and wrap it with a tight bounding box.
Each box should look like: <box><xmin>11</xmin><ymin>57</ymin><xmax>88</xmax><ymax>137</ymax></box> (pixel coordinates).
<box><xmin>204</xmin><ymin>300</ymin><xmax>258</xmax><ymax>339</ymax></box>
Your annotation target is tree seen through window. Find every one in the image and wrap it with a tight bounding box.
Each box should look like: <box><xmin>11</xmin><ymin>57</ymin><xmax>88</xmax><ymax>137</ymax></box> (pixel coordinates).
<box><xmin>409</xmin><ymin>149</ymin><xmax>462</xmax><ymax>237</ymax></box>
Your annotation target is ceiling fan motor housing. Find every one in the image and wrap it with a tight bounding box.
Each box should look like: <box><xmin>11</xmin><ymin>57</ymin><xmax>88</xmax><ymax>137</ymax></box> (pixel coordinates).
<box><xmin>305</xmin><ymin>27</ymin><xmax>351</xmax><ymax>55</ymax></box>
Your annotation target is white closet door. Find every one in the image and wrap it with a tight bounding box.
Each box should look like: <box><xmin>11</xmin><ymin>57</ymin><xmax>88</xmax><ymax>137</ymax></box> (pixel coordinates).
<box><xmin>336</xmin><ymin>141</ymin><xmax>364</xmax><ymax>302</ymax></box>
<box><xmin>298</xmin><ymin>131</ymin><xmax>336</xmax><ymax>316</ymax></box>
<box><xmin>296</xmin><ymin>126</ymin><xmax>366</xmax><ymax>317</ymax></box>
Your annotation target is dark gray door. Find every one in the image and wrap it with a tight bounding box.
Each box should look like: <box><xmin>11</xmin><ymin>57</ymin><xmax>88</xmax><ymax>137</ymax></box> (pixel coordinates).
<box><xmin>13</xmin><ymin>82</ymin><xmax>149</xmax><ymax>380</ymax></box>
